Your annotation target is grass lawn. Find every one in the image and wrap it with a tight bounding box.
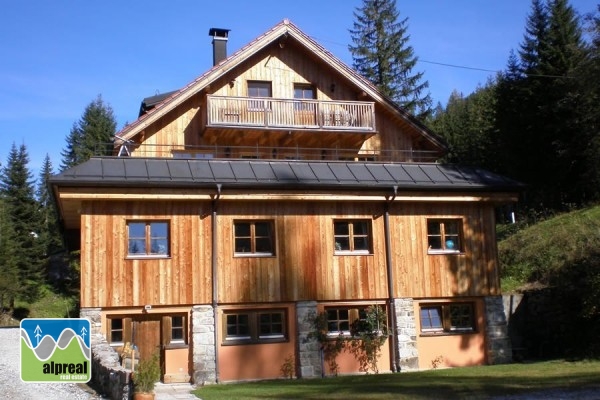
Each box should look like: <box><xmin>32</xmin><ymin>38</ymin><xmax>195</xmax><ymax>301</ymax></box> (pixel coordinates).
<box><xmin>194</xmin><ymin>360</ymin><xmax>600</xmax><ymax>400</ymax></box>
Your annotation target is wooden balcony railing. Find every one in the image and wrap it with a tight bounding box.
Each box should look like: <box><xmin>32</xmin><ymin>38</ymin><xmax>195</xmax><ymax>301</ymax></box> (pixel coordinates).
<box><xmin>207</xmin><ymin>95</ymin><xmax>376</xmax><ymax>131</ymax></box>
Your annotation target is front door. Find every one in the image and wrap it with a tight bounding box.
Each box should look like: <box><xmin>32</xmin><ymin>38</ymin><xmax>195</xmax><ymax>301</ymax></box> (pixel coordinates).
<box><xmin>132</xmin><ymin>315</ymin><xmax>162</xmax><ymax>363</ymax></box>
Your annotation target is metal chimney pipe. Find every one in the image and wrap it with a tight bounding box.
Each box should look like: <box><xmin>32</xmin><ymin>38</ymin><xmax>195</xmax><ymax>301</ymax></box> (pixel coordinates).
<box><xmin>208</xmin><ymin>28</ymin><xmax>230</xmax><ymax>66</ymax></box>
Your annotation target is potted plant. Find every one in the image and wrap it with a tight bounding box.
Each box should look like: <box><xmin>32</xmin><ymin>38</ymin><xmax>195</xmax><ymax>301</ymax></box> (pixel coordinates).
<box><xmin>132</xmin><ymin>351</ymin><xmax>161</xmax><ymax>400</ymax></box>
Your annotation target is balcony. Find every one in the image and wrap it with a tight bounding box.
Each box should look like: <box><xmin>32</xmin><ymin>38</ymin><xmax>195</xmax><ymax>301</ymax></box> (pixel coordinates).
<box><xmin>206</xmin><ymin>95</ymin><xmax>376</xmax><ymax>132</ymax></box>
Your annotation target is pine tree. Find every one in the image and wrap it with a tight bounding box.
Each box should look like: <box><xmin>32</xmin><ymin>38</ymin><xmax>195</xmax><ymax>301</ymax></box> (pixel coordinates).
<box><xmin>61</xmin><ymin>94</ymin><xmax>117</xmax><ymax>171</ymax></box>
<box><xmin>496</xmin><ymin>0</ymin><xmax>588</xmax><ymax>210</ymax></box>
<box><xmin>349</xmin><ymin>0</ymin><xmax>432</xmax><ymax>119</ymax></box>
<box><xmin>37</xmin><ymin>154</ymin><xmax>63</xmax><ymax>256</ymax></box>
<box><xmin>0</xmin><ymin>143</ymin><xmax>45</xmax><ymax>302</ymax></box>
<box><xmin>0</xmin><ymin>197</ymin><xmax>20</xmax><ymax>309</ymax></box>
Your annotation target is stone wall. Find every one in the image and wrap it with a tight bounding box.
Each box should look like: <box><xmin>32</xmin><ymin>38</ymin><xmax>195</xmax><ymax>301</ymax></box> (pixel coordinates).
<box><xmin>191</xmin><ymin>305</ymin><xmax>217</xmax><ymax>384</ymax></box>
<box><xmin>80</xmin><ymin>308</ymin><xmax>133</xmax><ymax>400</ymax></box>
<box><xmin>296</xmin><ymin>301</ymin><xmax>322</xmax><ymax>378</ymax></box>
<box><xmin>394</xmin><ymin>298</ymin><xmax>419</xmax><ymax>371</ymax></box>
<box><xmin>484</xmin><ymin>296</ymin><xmax>512</xmax><ymax>364</ymax></box>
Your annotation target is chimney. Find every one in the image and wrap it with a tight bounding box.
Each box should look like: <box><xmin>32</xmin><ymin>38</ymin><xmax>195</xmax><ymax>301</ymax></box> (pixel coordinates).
<box><xmin>208</xmin><ymin>28</ymin><xmax>230</xmax><ymax>66</ymax></box>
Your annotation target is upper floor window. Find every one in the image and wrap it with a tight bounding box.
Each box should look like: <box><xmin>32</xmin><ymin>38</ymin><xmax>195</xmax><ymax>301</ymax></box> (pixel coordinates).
<box><xmin>420</xmin><ymin>303</ymin><xmax>475</xmax><ymax>334</ymax></box>
<box><xmin>234</xmin><ymin>220</ymin><xmax>275</xmax><ymax>256</ymax></box>
<box><xmin>293</xmin><ymin>84</ymin><xmax>315</xmax><ymax>100</ymax></box>
<box><xmin>427</xmin><ymin>219</ymin><xmax>462</xmax><ymax>254</ymax></box>
<box><xmin>223</xmin><ymin>309</ymin><xmax>287</xmax><ymax>344</ymax></box>
<box><xmin>248</xmin><ymin>81</ymin><xmax>271</xmax><ymax>110</ymax></box>
<box><xmin>334</xmin><ymin>220</ymin><xmax>372</xmax><ymax>254</ymax></box>
<box><xmin>127</xmin><ymin>221</ymin><xmax>169</xmax><ymax>257</ymax></box>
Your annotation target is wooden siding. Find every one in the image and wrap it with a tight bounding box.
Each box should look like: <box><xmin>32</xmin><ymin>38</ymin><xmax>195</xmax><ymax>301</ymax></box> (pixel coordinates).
<box><xmin>80</xmin><ymin>201</ymin><xmax>212</xmax><ymax>307</ymax></box>
<box><xmin>128</xmin><ymin>40</ymin><xmax>425</xmax><ymax>160</ymax></box>
<box><xmin>390</xmin><ymin>203</ymin><xmax>500</xmax><ymax>298</ymax></box>
<box><xmin>80</xmin><ymin>198</ymin><xmax>500</xmax><ymax>308</ymax></box>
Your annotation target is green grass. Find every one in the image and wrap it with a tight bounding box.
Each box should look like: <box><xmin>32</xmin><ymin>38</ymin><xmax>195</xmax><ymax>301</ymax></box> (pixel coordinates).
<box><xmin>1</xmin><ymin>285</ymin><xmax>78</xmax><ymax>326</ymax></box>
<box><xmin>194</xmin><ymin>360</ymin><xmax>600</xmax><ymax>399</ymax></box>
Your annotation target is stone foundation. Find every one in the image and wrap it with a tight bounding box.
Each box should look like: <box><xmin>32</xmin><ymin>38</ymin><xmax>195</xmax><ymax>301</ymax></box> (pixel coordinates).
<box><xmin>484</xmin><ymin>296</ymin><xmax>512</xmax><ymax>364</ymax></box>
<box><xmin>394</xmin><ymin>298</ymin><xmax>419</xmax><ymax>371</ymax></box>
<box><xmin>296</xmin><ymin>301</ymin><xmax>322</xmax><ymax>378</ymax></box>
<box><xmin>80</xmin><ymin>308</ymin><xmax>133</xmax><ymax>400</ymax></box>
<box><xmin>191</xmin><ymin>305</ymin><xmax>217</xmax><ymax>384</ymax></box>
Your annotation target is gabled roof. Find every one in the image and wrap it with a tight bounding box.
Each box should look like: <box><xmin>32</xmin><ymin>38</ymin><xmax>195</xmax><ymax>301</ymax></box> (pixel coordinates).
<box><xmin>115</xmin><ymin>19</ymin><xmax>446</xmax><ymax>151</ymax></box>
<box><xmin>51</xmin><ymin>157</ymin><xmax>523</xmax><ymax>192</ymax></box>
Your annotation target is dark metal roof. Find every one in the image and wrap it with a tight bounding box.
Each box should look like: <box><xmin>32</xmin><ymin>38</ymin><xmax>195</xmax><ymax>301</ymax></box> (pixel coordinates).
<box><xmin>138</xmin><ymin>90</ymin><xmax>178</xmax><ymax>116</ymax></box>
<box><xmin>50</xmin><ymin>157</ymin><xmax>523</xmax><ymax>192</ymax></box>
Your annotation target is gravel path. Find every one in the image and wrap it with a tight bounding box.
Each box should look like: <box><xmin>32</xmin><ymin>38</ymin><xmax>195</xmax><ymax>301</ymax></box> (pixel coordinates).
<box><xmin>0</xmin><ymin>327</ymin><xmax>102</xmax><ymax>400</ymax></box>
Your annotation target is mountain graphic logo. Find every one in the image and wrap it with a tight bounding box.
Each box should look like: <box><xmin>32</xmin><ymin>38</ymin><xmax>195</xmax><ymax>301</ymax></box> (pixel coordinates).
<box><xmin>20</xmin><ymin>318</ymin><xmax>91</xmax><ymax>383</ymax></box>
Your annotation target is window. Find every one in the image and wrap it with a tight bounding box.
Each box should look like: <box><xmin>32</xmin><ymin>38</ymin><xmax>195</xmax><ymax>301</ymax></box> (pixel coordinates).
<box><xmin>248</xmin><ymin>81</ymin><xmax>271</xmax><ymax>110</ymax></box>
<box><xmin>294</xmin><ymin>84</ymin><xmax>315</xmax><ymax>111</ymax></box>
<box><xmin>334</xmin><ymin>220</ymin><xmax>371</xmax><ymax>254</ymax></box>
<box><xmin>325</xmin><ymin>306</ymin><xmax>382</xmax><ymax>336</ymax></box>
<box><xmin>110</xmin><ymin>318</ymin><xmax>124</xmax><ymax>344</ymax></box>
<box><xmin>234</xmin><ymin>220</ymin><xmax>274</xmax><ymax>256</ymax></box>
<box><xmin>171</xmin><ymin>316</ymin><xmax>186</xmax><ymax>343</ymax></box>
<box><xmin>419</xmin><ymin>303</ymin><xmax>475</xmax><ymax>334</ymax></box>
<box><xmin>127</xmin><ymin>221</ymin><xmax>169</xmax><ymax>257</ymax></box>
<box><xmin>223</xmin><ymin>309</ymin><xmax>287</xmax><ymax>344</ymax></box>
<box><xmin>293</xmin><ymin>84</ymin><xmax>315</xmax><ymax>100</ymax></box>
<box><xmin>427</xmin><ymin>219</ymin><xmax>462</xmax><ymax>253</ymax></box>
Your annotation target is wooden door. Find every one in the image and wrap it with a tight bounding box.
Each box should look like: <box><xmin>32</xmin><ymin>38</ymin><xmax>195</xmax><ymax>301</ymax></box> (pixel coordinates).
<box><xmin>133</xmin><ymin>315</ymin><xmax>162</xmax><ymax>362</ymax></box>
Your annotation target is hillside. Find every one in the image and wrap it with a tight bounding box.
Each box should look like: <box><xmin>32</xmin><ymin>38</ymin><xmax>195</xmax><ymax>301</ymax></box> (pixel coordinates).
<box><xmin>498</xmin><ymin>205</ymin><xmax>600</xmax><ymax>358</ymax></box>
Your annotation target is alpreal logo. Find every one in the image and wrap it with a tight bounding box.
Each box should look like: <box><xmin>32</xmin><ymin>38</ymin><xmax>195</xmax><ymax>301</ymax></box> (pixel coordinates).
<box><xmin>20</xmin><ymin>318</ymin><xmax>91</xmax><ymax>383</ymax></box>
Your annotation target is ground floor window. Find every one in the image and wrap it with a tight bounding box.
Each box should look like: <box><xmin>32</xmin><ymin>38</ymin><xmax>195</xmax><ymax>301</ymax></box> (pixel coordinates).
<box><xmin>324</xmin><ymin>305</ymin><xmax>386</xmax><ymax>336</ymax></box>
<box><xmin>223</xmin><ymin>309</ymin><xmax>287</xmax><ymax>344</ymax></box>
<box><xmin>419</xmin><ymin>302</ymin><xmax>475</xmax><ymax>334</ymax></box>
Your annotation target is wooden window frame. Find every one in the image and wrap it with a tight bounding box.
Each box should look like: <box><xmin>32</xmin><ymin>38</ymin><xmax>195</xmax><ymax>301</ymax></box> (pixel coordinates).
<box><xmin>127</xmin><ymin>220</ymin><xmax>170</xmax><ymax>258</ymax></box>
<box><xmin>233</xmin><ymin>220</ymin><xmax>275</xmax><ymax>257</ymax></box>
<box><xmin>333</xmin><ymin>219</ymin><xmax>372</xmax><ymax>255</ymax></box>
<box><xmin>163</xmin><ymin>314</ymin><xmax>188</xmax><ymax>348</ymax></box>
<box><xmin>325</xmin><ymin>306</ymin><xmax>384</xmax><ymax>337</ymax></box>
<box><xmin>107</xmin><ymin>316</ymin><xmax>132</xmax><ymax>346</ymax></box>
<box><xmin>223</xmin><ymin>309</ymin><xmax>287</xmax><ymax>345</ymax></box>
<box><xmin>419</xmin><ymin>303</ymin><xmax>476</xmax><ymax>335</ymax></box>
<box><xmin>426</xmin><ymin>218</ymin><xmax>463</xmax><ymax>254</ymax></box>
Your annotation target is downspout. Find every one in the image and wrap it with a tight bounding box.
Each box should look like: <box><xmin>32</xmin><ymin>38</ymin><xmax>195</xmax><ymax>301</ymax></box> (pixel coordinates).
<box><xmin>384</xmin><ymin>185</ymin><xmax>399</xmax><ymax>372</ymax></box>
<box><xmin>211</xmin><ymin>184</ymin><xmax>222</xmax><ymax>383</ymax></box>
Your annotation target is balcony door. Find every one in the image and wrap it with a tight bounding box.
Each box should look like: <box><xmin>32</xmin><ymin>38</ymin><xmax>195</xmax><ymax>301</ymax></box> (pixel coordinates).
<box><xmin>294</xmin><ymin>84</ymin><xmax>316</xmax><ymax>126</ymax></box>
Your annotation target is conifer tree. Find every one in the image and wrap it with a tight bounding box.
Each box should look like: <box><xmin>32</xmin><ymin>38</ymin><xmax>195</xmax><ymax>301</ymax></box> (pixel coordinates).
<box><xmin>0</xmin><ymin>197</ymin><xmax>20</xmax><ymax>309</ymax></box>
<box><xmin>496</xmin><ymin>0</ymin><xmax>587</xmax><ymax>209</ymax></box>
<box><xmin>0</xmin><ymin>143</ymin><xmax>45</xmax><ymax>302</ymax></box>
<box><xmin>349</xmin><ymin>0</ymin><xmax>432</xmax><ymax>119</ymax></box>
<box><xmin>37</xmin><ymin>154</ymin><xmax>63</xmax><ymax>256</ymax></box>
<box><xmin>61</xmin><ymin>94</ymin><xmax>117</xmax><ymax>170</ymax></box>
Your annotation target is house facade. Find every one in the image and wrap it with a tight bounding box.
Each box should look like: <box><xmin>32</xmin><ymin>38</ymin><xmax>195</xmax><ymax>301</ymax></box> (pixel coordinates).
<box><xmin>51</xmin><ymin>20</ymin><xmax>518</xmax><ymax>384</ymax></box>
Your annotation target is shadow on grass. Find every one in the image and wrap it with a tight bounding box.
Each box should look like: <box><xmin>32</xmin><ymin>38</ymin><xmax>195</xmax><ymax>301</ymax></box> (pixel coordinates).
<box><xmin>195</xmin><ymin>360</ymin><xmax>600</xmax><ymax>400</ymax></box>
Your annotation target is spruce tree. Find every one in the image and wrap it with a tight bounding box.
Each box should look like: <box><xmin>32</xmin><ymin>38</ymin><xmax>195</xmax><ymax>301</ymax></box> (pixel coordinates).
<box><xmin>496</xmin><ymin>0</ymin><xmax>587</xmax><ymax>210</ymax></box>
<box><xmin>0</xmin><ymin>197</ymin><xmax>20</xmax><ymax>309</ymax></box>
<box><xmin>61</xmin><ymin>94</ymin><xmax>117</xmax><ymax>170</ymax></box>
<box><xmin>37</xmin><ymin>155</ymin><xmax>63</xmax><ymax>256</ymax></box>
<box><xmin>349</xmin><ymin>0</ymin><xmax>432</xmax><ymax>119</ymax></box>
<box><xmin>0</xmin><ymin>143</ymin><xmax>45</xmax><ymax>302</ymax></box>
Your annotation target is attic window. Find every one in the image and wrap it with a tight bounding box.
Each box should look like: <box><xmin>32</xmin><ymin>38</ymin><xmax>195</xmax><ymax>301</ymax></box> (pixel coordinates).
<box><xmin>248</xmin><ymin>81</ymin><xmax>272</xmax><ymax>110</ymax></box>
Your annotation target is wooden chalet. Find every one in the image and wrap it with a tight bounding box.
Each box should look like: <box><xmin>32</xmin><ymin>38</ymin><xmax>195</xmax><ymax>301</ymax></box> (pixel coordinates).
<box><xmin>51</xmin><ymin>20</ymin><xmax>520</xmax><ymax>384</ymax></box>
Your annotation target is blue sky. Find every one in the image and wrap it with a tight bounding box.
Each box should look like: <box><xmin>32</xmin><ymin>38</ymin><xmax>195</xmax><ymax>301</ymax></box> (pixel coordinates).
<box><xmin>1</xmin><ymin>1</ymin><xmax>597</xmax><ymax>176</ymax></box>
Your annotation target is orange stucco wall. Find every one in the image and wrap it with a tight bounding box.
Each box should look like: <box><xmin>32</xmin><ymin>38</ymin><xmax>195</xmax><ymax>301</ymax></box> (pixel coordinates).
<box><xmin>324</xmin><ymin>341</ymin><xmax>391</xmax><ymax>375</ymax></box>
<box><xmin>414</xmin><ymin>298</ymin><xmax>488</xmax><ymax>369</ymax></box>
<box><xmin>217</xmin><ymin>304</ymin><xmax>297</xmax><ymax>382</ymax></box>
